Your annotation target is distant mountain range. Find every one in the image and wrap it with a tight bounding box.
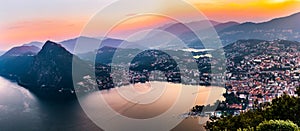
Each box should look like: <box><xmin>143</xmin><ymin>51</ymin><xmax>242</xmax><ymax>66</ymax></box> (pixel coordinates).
<box><xmin>214</xmin><ymin>21</ymin><xmax>240</xmax><ymax>32</ymax></box>
<box><xmin>4</xmin><ymin>12</ymin><xmax>298</xmax><ymax>54</ymax></box>
<box><xmin>114</xmin><ymin>12</ymin><xmax>300</xmax><ymax>49</ymax></box>
<box><xmin>176</xmin><ymin>12</ymin><xmax>300</xmax><ymax>48</ymax></box>
<box><xmin>127</xmin><ymin>20</ymin><xmax>230</xmax><ymax>49</ymax></box>
<box><xmin>1</xmin><ymin>45</ymin><xmax>40</xmax><ymax>57</ymax></box>
<box><xmin>59</xmin><ymin>36</ymin><xmax>127</xmax><ymax>54</ymax></box>
<box><xmin>23</xmin><ymin>41</ymin><xmax>44</xmax><ymax>48</ymax></box>
<box><xmin>159</xmin><ymin>20</ymin><xmax>222</xmax><ymax>36</ymax></box>
<box><xmin>21</xmin><ymin>36</ymin><xmax>127</xmax><ymax>54</ymax></box>
<box><xmin>219</xmin><ymin>12</ymin><xmax>300</xmax><ymax>44</ymax></box>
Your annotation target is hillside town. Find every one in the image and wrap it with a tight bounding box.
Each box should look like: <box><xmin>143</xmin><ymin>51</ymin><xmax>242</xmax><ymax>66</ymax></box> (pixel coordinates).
<box><xmin>221</xmin><ymin>40</ymin><xmax>300</xmax><ymax>111</ymax></box>
<box><xmin>185</xmin><ymin>39</ymin><xmax>300</xmax><ymax>117</ymax></box>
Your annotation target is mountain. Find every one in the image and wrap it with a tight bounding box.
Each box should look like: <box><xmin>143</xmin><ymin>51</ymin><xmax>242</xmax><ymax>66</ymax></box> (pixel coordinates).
<box><xmin>78</xmin><ymin>46</ymin><xmax>141</xmax><ymax>65</ymax></box>
<box><xmin>161</xmin><ymin>20</ymin><xmax>220</xmax><ymax>36</ymax></box>
<box><xmin>59</xmin><ymin>36</ymin><xmax>101</xmax><ymax>53</ymax></box>
<box><xmin>18</xmin><ymin>41</ymin><xmax>92</xmax><ymax>99</ymax></box>
<box><xmin>128</xmin><ymin>21</ymin><xmax>220</xmax><ymax>50</ymax></box>
<box><xmin>85</xmin><ymin>46</ymin><xmax>116</xmax><ymax>64</ymax></box>
<box><xmin>0</xmin><ymin>55</ymin><xmax>34</xmax><ymax>79</ymax></box>
<box><xmin>0</xmin><ymin>45</ymin><xmax>38</xmax><ymax>79</ymax></box>
<box><xmin>101</xmin><ymin>38</ymin><xmax>125</xmax><ymax>48</ymax></box>
<box><xmin>0</xmin><ymin>40</ymin><xmax>113</xmax><ymax>99</ymax></box>
<box><xmin>1</xmin><ymin>45</ymin><xmax>40</xmax><ymax>57</ymax></box>
<box><xmin>20</xmin><ymin>41</ymin><xmax>73</xmax><ymax>88</ymax></box>
<box><xmin>0</xmin><ymin>51</ymin><xmax>4</xmax><ymax>56</ymax></box>
<box><xmin>59</xmin><ymin>36</ymin><xmax>126</xmax><ymax>54</ymax></box>
<box><xmin>214</xmin><ymin>21</ymin><xmax>240</xmax><ymax>32</ymax></box>
<box><xmin>219</xmin><ymin>12</ymin><xmax>300</xmax><ymax>45</ymax></box>
<box><xmin>152</xmin><ymin>12</ymin><xmax>300</xmax><ymax>47</ymax></box>
<box><xmin>0</xmin><ymin>45</ymin><xmax>40</xmax><ymax>80</ymax></box>
<box><xmin>144</xmin><ymin>20</ymin><xmax>238</xmax><ymax>49</ymax></box>
<box><xmin>23</xmin><ymin>41</ymin><xmax>44</xmax><ymax>48</ymax></box>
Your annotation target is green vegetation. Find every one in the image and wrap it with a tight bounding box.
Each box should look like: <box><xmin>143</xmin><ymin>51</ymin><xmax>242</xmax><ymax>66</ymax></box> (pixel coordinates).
<box><xmin>205</xmin><ymin>94</ymin><xmax>300</xmax><ymax>130</ymax></box>
<box><xmin>256</xmin><ymin>120</ymin><xmax>299</xmax><ymax>131</ymax></box>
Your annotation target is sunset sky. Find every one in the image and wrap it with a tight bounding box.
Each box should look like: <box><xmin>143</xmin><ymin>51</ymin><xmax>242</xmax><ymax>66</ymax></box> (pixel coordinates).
<box><xmin>0</xmin><ymin>0</ymin><xmax>300</xmax><ymax>50</ymax></box>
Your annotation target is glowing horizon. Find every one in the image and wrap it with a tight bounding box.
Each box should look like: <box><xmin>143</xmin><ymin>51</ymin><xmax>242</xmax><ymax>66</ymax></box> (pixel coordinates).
<box><xmin>0</xmin><ymin>0</ymin><xmax>300</xmax><ymax>50</ymax></box>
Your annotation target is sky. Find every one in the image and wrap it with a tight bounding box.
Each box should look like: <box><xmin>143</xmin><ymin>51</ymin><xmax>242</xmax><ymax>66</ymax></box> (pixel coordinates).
<box><xmin>0</xmin><ymin>0</ymin><xmax>300</xmax><ymax>50</ymax></box>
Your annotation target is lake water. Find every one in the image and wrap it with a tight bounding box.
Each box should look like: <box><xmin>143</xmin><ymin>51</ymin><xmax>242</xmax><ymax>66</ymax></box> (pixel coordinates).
<box><xmin>0</xmin><ymin>76</ymin><xmax>225</xmax><ymax>131</ymax></box>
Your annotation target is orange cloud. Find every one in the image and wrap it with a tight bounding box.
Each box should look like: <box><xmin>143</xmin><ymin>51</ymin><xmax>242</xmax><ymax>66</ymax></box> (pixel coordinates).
<box><xmin>0</xmin><ymin>18</ymin><xmax>87</xmax><ymax>50</ymax></box>
<box><xmin>193</xmin><ymin>0</ymin><xmax>300</xmax><ymax>22</ymax></box>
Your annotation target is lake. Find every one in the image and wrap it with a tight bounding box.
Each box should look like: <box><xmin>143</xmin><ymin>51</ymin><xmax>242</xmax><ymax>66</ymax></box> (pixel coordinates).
<box><xmin>0</xmin><ymin>76</ymin><xmax>225</xmax><ymax>131</ymax></box>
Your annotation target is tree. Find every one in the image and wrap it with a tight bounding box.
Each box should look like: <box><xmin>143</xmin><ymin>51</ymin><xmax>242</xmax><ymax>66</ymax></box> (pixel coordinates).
<box><xmin>267</xmin><ymin>94</ymin><xmax>300</xmax><ymax>125</ymax></box>
<box><xmin>256</xmin><ymin>120</ymin><xmax>299</xmax><ymax>131</ymax></box>
<box><xmin>205</xmin><ymin>94</ymin><xmax>300</xmax><ymax>130</ymax></box>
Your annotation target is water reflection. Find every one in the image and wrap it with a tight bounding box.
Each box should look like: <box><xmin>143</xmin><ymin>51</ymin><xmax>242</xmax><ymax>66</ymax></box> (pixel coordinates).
<box><xmin>80</xmin><ymin>81</ymin><xmax>225</xmax><ymax>130</ymax></box>
<box><xmin>0</xmin><ymin>77</ymin><xmax>100</xmax><ymax>131</ymax></box>
<box><xmin>0</xmin><ymin>77</ymin><xmax>224</xmax><ymax>130</ymax></box>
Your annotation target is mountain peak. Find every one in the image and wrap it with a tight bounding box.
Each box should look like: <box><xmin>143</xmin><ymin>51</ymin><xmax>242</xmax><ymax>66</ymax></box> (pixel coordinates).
<box><xmin>39</xmin><ymin>40</ymin><xmax>71</xmax><ymax>56</ymax></box>
<box><xmin>44</xmin><ymin>40</ymin><xmax>61</xmax><ymax>47</ymax></box>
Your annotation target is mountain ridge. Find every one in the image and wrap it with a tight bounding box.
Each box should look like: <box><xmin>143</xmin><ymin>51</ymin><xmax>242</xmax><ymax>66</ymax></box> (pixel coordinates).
<box><xmin>3</xmin><ymin>11</ymin><xmax>299</xmax><ymax>53</ymax></box>
<box><xmin>1</xmin><ymin>45</ymin><xmax>40</xmax><ymax>57</ymax></box>
<box><xmin>219</xmin><ymin>12</ymin><xmax>300</xmax><ymax>44</ymax></box>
